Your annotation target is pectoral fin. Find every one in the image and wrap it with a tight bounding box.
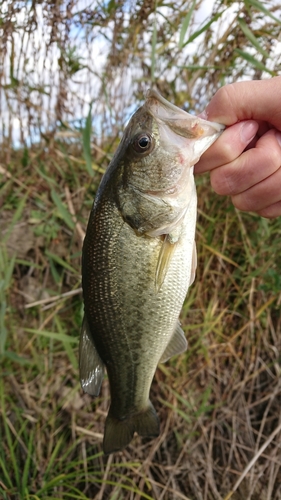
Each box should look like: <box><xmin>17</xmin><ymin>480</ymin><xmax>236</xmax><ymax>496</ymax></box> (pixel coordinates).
<box><xmin>160</xmin><ymin>321</ymin><xmax>188</xmax><ymax>363</ymax></box>
<box><xmin>155</xmin><ymin>233</ymin><xmax>180</xmax><ymax>292</ymax></box>
<box><xmin>79</xmin><ymin>315</ymin><xmax>105</xmax><ymax>396</ymax></box>
<box><xmin>155</xmin><ymin>235</ymin><xmax>174</xmax><ymax>292</ymax></box>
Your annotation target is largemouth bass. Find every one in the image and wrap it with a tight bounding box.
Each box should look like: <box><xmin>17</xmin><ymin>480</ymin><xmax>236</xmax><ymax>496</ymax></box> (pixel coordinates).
<box><xmin>80</xmin><ymin>89</ymin><xmax>224</xmax><ymax>454</ymax></box>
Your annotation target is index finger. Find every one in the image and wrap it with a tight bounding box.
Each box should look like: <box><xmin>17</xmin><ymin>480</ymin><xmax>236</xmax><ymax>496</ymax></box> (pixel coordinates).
<box><xmin>195</xmin><ymin>120</ymin><xmax>258</xmax><ymax>174</ymax></box>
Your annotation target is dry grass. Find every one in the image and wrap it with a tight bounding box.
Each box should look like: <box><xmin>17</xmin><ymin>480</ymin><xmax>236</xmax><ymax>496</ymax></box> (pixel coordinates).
<box><xmin>1</xmin><ymin>143</ymin><xmax>281</xmax><ymax>499</ymax></box>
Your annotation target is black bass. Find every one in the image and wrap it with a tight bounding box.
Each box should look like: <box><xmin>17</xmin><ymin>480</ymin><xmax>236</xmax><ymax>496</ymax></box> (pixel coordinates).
<box><xmin>80</xmin><ymin>89</ymin><xmax>224</xmax><ymax>454</ymax></box>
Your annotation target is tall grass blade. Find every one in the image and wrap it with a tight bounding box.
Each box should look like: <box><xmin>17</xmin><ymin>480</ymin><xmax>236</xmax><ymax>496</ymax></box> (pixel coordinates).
<box><xmin>83</xmin><ymin>103</ymin><xmax>94</xmax><ymax>177</ymax></box>
<box><xmin>151</xmin><ymin>6</ymin><xmax>157</xmax><ymax>83</ymax></box>
<box><xmin>25</xmin><ymin>328</ymin><xmax>78</xmax><ymax>344</ymax></box>
<box><xmin>45</xmin><ymin>250</ymin><xmax>77</xmax><ymax>274</ymax></box>
<box><xmin>179</xmin><ymin>0</ymin><xmax>196</xmax><ymax>49</ymax></box>
<box><xmin>0</xmin><ymin>456</ymin><xmax>13</xmax><ymax>489</ymax></box>
<box><xmin>51</xmin><ymin>189</ymin><xmax>75</xmax><ymax>230</ymax></box>
<box><xmin>0</xmin><ymin>249</ymin><xmax>16</xmax><ymax>355</ymax></box>
<box><xmin>43</xmin><ymin>434</ymin><xmax>65</xmax><ymax>479</ymax></box>
<box><xmin>237</xmin><ymin>17</ymin><xmax>271</xmax><ymax>59</ymax></box>
<box><xmin>182</xmin><ymin>11</ymin><xmax>225</xmax><ymax>48</ymax></box>
<box><xmin>234</xmin><ymin>48</ymin><xmax>274</xmax><ymax>75</ymax></box>
<box><xmin>55</xmin><ymin>315</ymin><xmax>78</xmax><ymax>368</ymax></box>
<box><xmin>2</xmin><ymin>192</ymin><xmax>28</xmax><ymax>244</ymax></box>
<box><xmin>21</xmin><ymin>430</ymin><xmax>35</xmax><ymax>495</ymax></box>
<box><xmin>0</xmin><ymin>390</ymin><xmax>20</xmax><ymax>490</ymax></box>
<box><xmin>246</xmin><ymin>0</ymin><xmax>281</xmax><ymax>25</ymax></box>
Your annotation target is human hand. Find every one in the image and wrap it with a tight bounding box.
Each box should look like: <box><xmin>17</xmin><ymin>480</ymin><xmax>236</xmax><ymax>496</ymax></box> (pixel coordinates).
<box><xmin>195</xmin><ymin>77</ymin><xmax>281</xmax><ymax>218</ymax></box>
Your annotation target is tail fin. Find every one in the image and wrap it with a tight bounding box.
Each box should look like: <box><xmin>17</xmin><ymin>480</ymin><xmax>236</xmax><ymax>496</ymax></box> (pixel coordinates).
<box><xmin>103</xmin><ymin>402</ymin><xmax>159</xmax><ymax>454</ymax></box>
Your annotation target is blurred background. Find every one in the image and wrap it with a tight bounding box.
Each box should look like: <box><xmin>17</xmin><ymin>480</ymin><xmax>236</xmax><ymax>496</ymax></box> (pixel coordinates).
<box><xmin>1</xmin><ymin>1</ymin><xmax>281</xmax><ymax>499</ymax></box>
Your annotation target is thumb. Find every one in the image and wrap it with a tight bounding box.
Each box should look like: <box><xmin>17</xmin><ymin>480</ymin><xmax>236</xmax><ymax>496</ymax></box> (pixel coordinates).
<box><xmin>202</xmin><ymin>77</ymin><xmax>281</xmax><ymax>129</ymax></box>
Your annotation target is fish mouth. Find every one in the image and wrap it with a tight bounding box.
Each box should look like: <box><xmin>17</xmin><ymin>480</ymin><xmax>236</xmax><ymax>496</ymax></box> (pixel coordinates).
<box><xmin>145</xmin><ymin>87</ymin><xmax>224</xmax><ymax>139</ymax></box>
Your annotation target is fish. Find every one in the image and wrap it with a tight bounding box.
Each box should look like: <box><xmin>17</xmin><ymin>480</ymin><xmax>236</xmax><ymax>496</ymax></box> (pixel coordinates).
<box><xmin>79</xmin><ymin>89</ymin><xmax>224</xmax><ymax>454</ymax></box>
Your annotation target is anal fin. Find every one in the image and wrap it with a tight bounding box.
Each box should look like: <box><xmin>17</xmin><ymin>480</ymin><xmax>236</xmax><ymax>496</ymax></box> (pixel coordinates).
<box><xmin>79</xmin><ymin>315</ymin><xmax>105</xmax><ymax>396</ymax></box>
<box><xmin>160</xmin><ymin>321</ymin><xmax>187</xmax><ymax>363</ymax></box>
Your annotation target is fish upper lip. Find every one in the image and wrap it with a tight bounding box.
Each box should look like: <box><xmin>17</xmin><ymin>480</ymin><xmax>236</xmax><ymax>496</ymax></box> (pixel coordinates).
<box><xmin>146</xmin><ymin>88</ymin><xmax>188</xmax><ymax>116</ymax></box>
<box><xmin>145</xmin><ymin>87</ymin><xmax>224</xmax><ymax>134</ymax></box>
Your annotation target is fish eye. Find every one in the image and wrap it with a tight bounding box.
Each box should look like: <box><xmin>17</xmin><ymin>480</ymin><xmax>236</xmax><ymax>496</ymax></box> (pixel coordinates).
<box><xmin>132</xmin><ymin>133</ymin><xmax>154</xmax><ymax>154</ymax></box>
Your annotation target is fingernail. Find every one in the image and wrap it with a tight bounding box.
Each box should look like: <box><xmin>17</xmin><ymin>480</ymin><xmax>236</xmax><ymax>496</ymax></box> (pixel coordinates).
<box><xmin>240</xmin><ymin>121</ymin><xmax>258</xmax><ymax>143</ymax></box>
<box><xmin>275</xmin><ymin>130</ymin><xmax>281</xmax><ymax>147</ymax></box>
<box><xmin>198</xmin><ymin>110</ymin><xmax>208</xmax><ymax>120</ymax></box>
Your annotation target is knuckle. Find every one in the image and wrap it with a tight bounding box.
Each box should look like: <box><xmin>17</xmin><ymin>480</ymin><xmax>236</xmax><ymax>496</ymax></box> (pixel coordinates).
<box><xmin>214</xmin><ymin>84</ymin><xmax>236</xmax><ymax>107</ymax></box>
<box><xmin>258</xmin><ymin>130</ymin><xmax>281</xmax><ymax>167</ymax></box>
<box><xmin>210</xmin><ymin>167</ymin><xmax>235</xmax><ymax>196</ymax></box>
<box><xmin>257</xmin><ymin>208</ymin><xmax>275</xmax><ymax>219</ymax></box>
<box><xmin>258</xmin><ymin>201</ymin><xmax>281</xmax><ymax>219</ymax></box>
<box><xmin>269</xmin><ymin>144</ymin><xmax>281</xmax><ymax>167</ymax></box>
<box><xmin>213</xmin><ymin>84</ymin><xmax>238</xmax><ymax>119</ymax></box>
<box><xmin>231</xmin><ymin>194</ymin><xmax>251</xmax><ymax>212</ymax></box>
<box><xmin>219</xmin><ymin>140</ymin><xmax>237</xmax><ymax>165</ymax></box>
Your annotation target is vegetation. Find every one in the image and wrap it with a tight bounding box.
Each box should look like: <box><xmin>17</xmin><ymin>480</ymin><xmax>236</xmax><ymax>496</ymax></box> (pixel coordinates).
<box><xmin>1</xmin><ymin>1</ymin><xmax>281</xmax><ymax>498</ymax></box>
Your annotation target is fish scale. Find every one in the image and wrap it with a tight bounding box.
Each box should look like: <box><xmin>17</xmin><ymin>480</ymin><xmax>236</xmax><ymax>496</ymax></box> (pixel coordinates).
<box><xmin>79</xmin><ymin>89</ymin><xmax>224</xmax><ymax>454</ymax></box>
